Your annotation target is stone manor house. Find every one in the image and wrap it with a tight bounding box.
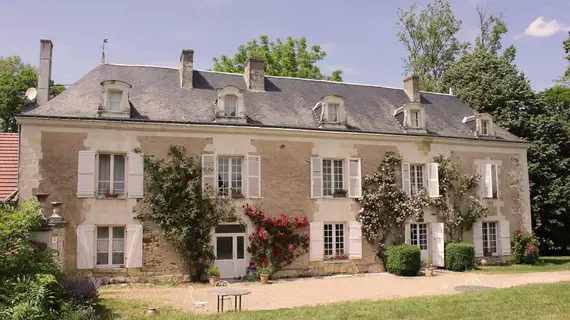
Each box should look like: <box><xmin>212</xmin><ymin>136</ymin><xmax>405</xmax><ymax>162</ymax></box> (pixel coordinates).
<box><xmin>17</xmin><ymin>40</ymin><xmax>531</xmax><ymax>279</ymax></box>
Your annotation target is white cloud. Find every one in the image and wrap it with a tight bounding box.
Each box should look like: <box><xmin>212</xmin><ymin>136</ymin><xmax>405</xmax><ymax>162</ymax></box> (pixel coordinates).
<box><xmin>521</xmin><ymin>16</ymin><xmax>570</xmax><ymax>38</ymax></box>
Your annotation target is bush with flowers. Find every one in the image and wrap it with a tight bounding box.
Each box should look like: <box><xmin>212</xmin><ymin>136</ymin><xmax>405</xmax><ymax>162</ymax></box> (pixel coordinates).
<box><xmin>512</xmin><ymin>230</ymin><xmax>540</xmax><ymax>264</ymax></box>
<box><xmin>244</xmin><ymin>204</ymin><xmax>309</xmax><ymax>270</ymax></box>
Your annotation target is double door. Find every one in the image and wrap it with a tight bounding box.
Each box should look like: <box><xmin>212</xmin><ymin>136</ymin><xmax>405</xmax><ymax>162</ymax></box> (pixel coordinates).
<box><xmin>214</xmin><ymin>233</ymin><xmax>246</xmax><ymax>279</ymax></box>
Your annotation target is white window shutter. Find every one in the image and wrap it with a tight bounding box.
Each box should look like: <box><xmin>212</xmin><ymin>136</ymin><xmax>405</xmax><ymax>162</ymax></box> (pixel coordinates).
<box><xmin>247</xmin><ymin>155</ymin><xmax>261</xmax><ymax>198</ymax></box>
<box><xmin>499</xmin><ymin>220</ymin><xmax>511</xmax><ymax>256</ymax></box>
<box><xmin>402</xmin><ymin>163</ymin><xmax>411</xmax><ymax>196</ymax></box>
<box><xmin>311</xmin><ymin>157</ymin><xmax>323</xmax><ymax>198</ymax></box>
<box><xmin>431</xmin><ymin>223</ymin><xmax>445</xmax><ymax>267</ymax></box>
<box><xmin>482</xmin><ymin>164</ymin><xmax>493</xmax><ymax>198</ymax></box>
<box><xmin>348</xmin><ymin>221</ymin><xmax>363</xmax><ymax>259</ymax></box>
<box><xmin>309</xmin><ymin>222</ymin><xmax>324</xmax><ymax>261</ymax></box>
<box><xmin>201</xmin><ymin>154</ymin><xmax>217</xmax><ymax>195</ymax></box>
<box><xmin>473</xmin><ymin>222</ymin><xmax>484</xmax><ymax>257</ymax></box>
<box><xmin>126</xmin><ymin>224</ymin><xmax>143</xmax><ymax>268</ymax></box>
<box><xmin>76</xmin><ymin>224</ymin><xmax>95</xmax><ymax>269</ymax></box>
<box><xmin>77</xmin><ymin>151</ymin><xmax>96</xmax><ymax>198</ymax></box>
<box><xmin>127</xmin><ymin>152</ymin><xmax>144</xmax><ymax>198</ymax></box>
<box><xmin>347</xmin><ymin>158</ymin><xmax>362</xmax><ymax>198</ymax></box>
<box><xmin>427</xmin><ymin>163</ymin><xmax>439</xmax><ymax>197</ymax></box>
<box><xmin>404</xmin><ymin>223</ymin><xmax>411</xmax><ymax>244</ymax></box>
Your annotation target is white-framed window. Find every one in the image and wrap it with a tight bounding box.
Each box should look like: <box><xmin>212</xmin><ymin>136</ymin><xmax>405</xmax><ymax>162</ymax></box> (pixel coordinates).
<box><xmin>97</xmin><ymin>154</ymin><xmax>126</xmax><ymax>197</ymax></box>
<box><xmin>327</xmin><ymin>103</ymin><xmax>339</xmax><ymax>122</ymax></box>
<box><xmin>96</xmin><ymin>226</ymin><xmax>125</xmax><ymax>266</ymax></box>
<box><xmin>218</xmin><ymin>157</ymin><xmax>243</xmax><ymax>196</ymax></box>
<box><xmin>323</xmin><ymin>159</ymin><xmax>344</xmax><ymax>196</ymax></box>
<box><xmin>481</xmin><ymin>120</ymin><xmax>490</xmax><ymax>135</ymax></box>
<box><xmin>224</xmin><ymin>95</ymin><xmax>237</xmax><ymax>117</ymax></box>
<box><xmin>482</xmin><ymin>222</ymin><xmax>498</xmax><ymax>256</ymax></box>
<box><xmin>410</xmin><ymin>164</ymin><xmax>424</xmax><ymax>195</ymax></box>
<box><xmin>410</xmin><ymin>110</ymin><xmax>420</xmax><ymax>128</ymax></box>
<box><xmin>410</xmin><ymin>223</ymin><xmax>428</xmax><ymax>250</ymax></box>
<box><xmin>107</xmin><ymin>91</ymin><xmax>123</xmax><ymax>112</ymax></box>
<box><xmin>481</xmin><ymin>163</ymin><xmax>499</xmax><ymax>199</ymax></box>
<box><xmin>324</xmin><ymin>223</ymin><xmax>345</xmax><ymax>257</ymax></box>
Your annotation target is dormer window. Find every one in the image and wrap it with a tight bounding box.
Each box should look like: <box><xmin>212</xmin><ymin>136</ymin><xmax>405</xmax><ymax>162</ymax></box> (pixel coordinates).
<box><xmin>393</xmin><ymin>103</ymin><xmax>426</xmax><ymax>133</ymax></box>
<box><xmin>462</xmin><ymin>113</ymin><xmax>495</xmax><ymax>138</ymax></box>
<box><xmin>215</xmin><ymin>86</ymin><xmax>246</xmax><ymax>124</ymax></box>
<box><xmin>410</xmin><ymin>110</ymin><xmax>420</xmax><ymax>128</ymax></box>
<box><xmin>100</xmin><ymin>80</ymin><xmax>132</xmax><ymax>118</ymax></box>
<box><xmin>108</xmin><ymin>91</ymin><xmax>123</xmax><ymax>112</ymax></box>
<box><xmin>224</xmin><ymin>95</ymin><xmax>237</xmax><ymax>117</ymax></box>
<box><xmin>313</xmin><ymin>95</ymin><xmax>346</xmax><ymax>128</ymax></box>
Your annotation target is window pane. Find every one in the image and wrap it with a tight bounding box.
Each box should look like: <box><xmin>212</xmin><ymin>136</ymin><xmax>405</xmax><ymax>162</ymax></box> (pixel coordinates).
<box><xmin>111</xmin><ymin>227</ymin><xmax>125</xmax><ymax>266</ymax></box>
<box><xmin>419</xmin><ymin>224</ymin><xmax>428</xmax><ymax>250</ymax></box>
<box><xmin>410</xmin><ymin>224</ymin><xmax>418</xmax><ymax>246</ymax></box>
<box><xmin>218</xmin><ymin>158</ymin><xmax>229</xmax><ymax>196</ymax></box>
<box><xmin>335</xmin><ymin>224</ymin><xmax>345</xmax><ymax>255</ymax></box>
<box><xmin>113</xmin><ymin>155</ymin><xmax>125</xmax><ymax>195</ymax></box>
<box><xmin>491</xmin><ymin>165</ymin><xmax>498</xmax><ymax>199</ymax></box>
<box><xmin>216</xmin><ymin>237</ymin><xmax>233</xmax><ymax>260</ymax></box>
<box><xmin>98</xmin><ymin>154</ymin><xmax>111</xmax><ymax>195</ymax></box>
<box><xmin>333</xmin><ymin>160</ymin><xmax>344</xmax><ymax>191</ymax></box>
<box><xmin>96</xmin><ymin>227</ymin><xmax>109</xmax><ymax>265</ymax></box>
<box><xmin>231</xmin><ymin>158</ymin><xmax>243</xmax><ymax>194</ymax></box>
<box><xmin>224</xmin><ymin>96</ymin><xmax>237</xmax><ymax>116</ymax></box>
<box><xmin>108</xmin><ymin>91</ymin><xmax>122</xmax><ymax>112</ymax></box>
<box><xmin>323</xmin><ymin>160</ymin><xmax>332</xmax><ymax>196</ymax></box>
<box><xmin>410</xmin><ymin>165</ymin><xmax>424</xmax><ymax>195</ymax></box>
<box><xmin>237</xmin><ymin>236</ymin><xmax>245</xmax><ymax>259</ymax></box>
<box><xmin>328</xmin><ymin>104</ymin><xmax>338</xmax><ymax>122</ymax></box>
<box><xmin>112</xmin><ymin>252</ymin><xmax>124</xmax><ymax>265</ymax></box>
<box><xmin>324</xmin><ymin>224</ymin><xmax>333</xmax><ymax>256</ymax></box>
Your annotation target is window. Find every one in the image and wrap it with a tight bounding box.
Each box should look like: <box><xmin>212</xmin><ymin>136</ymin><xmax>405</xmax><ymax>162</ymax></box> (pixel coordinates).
<box><xmin>323</xmin><ymin>159</ymin><xmax>344</xmax><ymax>196</ymax></box>
<box><xmin>410</xmin><ymin>165</ymin><xmax>424</xmax><ymax>195</ymax></box>
<box><xmin>327</xmin><ymin>103</ymin><xmax>339</xmax><ymax>122</ymax></box>
<box><xmin>98</xmin><ymin>154</ymin><xmax>125</xmax><ymax>197</ymax></box>
<box><xmin>481</xmin><ymin>120</ymin><xmax>489</xmax><ymax>135</ymax></box>
<box><xmin>482</xmin><ymin>222</ymin><xmax>497</xmax><ymax>256</ymax></box>
<box><xmin>108</xmin><ymin>91</ymin><xmax>123</xmax><ymax>112</ymax></box>
<box><xmin>482</xmin><ymin>163</ymin><xmax>499</xmax><ymax>199</ymax></box>
<box><xmin>410</xmin><ymin>110</ymin><xmax>420</xmax><ymax>128</ymax></box>
<box><xmin>96</xmin><ymin>226</ymin><xmax>125</xmax><ymax>266</ymax></box>
<box><xmin>410</xmin><ymin>223</ymin><xmax>428</xmax><ymax>250</ymax></box>
<box><xmin>218</xmin><ymin>157</ymin><xmax>243</xmax><ymax>196</ymax></box>
<box><xmin>224</xmin><ymin>95</ymin><xmax>237</xmax><ymax>117</ymax></box>
<box><xmin>491</xmin><ymin>164</ymin><xmax>498</xmax><ymax>198</ymax></box>
<box><xmin>324</xmin><ymin>223</ymin><xmax>345</xmax><ymax>257</ymax></box>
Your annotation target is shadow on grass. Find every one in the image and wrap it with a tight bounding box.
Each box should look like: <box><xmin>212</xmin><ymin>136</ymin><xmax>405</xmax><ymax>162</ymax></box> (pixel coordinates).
<box><xmin>95</xmin><ymin>302</ymin><xmax>120</xmax><ymax>320</ymax></box>
<box><xmin>541</xmin><ymin>257</ymin><xmax>570</xmax><ymax>265</ymax></box>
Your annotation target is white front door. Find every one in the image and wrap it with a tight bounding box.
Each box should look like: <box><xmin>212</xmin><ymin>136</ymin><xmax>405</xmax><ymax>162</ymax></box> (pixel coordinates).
<box><xmin>410</xmin><ymin>223</ymin><xmax>429</xmax><ymax>262</ymax></box>
<box><xmin>214</xmin><ymin>225</ymin><xmax>247</xmax><ymax>279</ymax></box>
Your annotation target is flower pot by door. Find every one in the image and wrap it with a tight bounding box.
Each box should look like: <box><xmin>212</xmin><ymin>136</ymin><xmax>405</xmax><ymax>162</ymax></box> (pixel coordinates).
<box><xmin>209</xmin><ymin>276</ymin><xmax>220</xmax><ymax>285</ymax></box>
<box><xmin>260</xmin><ymin>274</ymin><xmax>269</xmax><ymax>284</ymax></box>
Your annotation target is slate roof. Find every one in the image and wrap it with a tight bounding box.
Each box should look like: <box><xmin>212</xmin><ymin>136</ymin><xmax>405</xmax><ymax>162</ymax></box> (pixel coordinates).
<box><xmin>0</xmin><ymin>133</ymin><xmax>18</xmax><ymax>202</ymax></box>
<box><xmin>21</xmin><ymin>63</ymin><xmax>523</xmax><ymax>143</ymax></box>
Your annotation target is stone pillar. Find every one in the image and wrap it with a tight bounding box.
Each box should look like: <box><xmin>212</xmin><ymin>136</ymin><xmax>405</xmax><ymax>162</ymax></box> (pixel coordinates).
<box><xmin>180</xmin><ymin>49</ymin><xmax>194</xmax><ymax>88</ymax></box>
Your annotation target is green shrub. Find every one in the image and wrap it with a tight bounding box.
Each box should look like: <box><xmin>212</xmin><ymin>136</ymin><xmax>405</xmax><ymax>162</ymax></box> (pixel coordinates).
<box><xmin>513</xmin><ymin>230</ymin><xmax>540</xmax><ymax>264</ymax></box>
<box><xmin>386</xmin><ymin>244</ymin><xmax>421</xmax><ymax>276</ymax></box>
<box><xmin>206</xmin><ymin>265</ymin><xmax>220</xmax><ymax>277</ymax></box>
<box><xmin>445</xmin><ymin>243</ymin><xmax>475</xmax><ymax>271</ymax></box>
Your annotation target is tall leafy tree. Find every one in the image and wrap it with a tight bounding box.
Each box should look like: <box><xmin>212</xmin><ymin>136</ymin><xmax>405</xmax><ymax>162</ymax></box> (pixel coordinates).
<box><xmin>396</xmin><ymin>0</ymin><xmax>468</xmax><ymax>92</ymax></box>
<box><xmin>474</xmin><ymin>4</ymin><xmax>516</xmax><ymax>62</ymax></box>
<box><xmin>557</xmin><ymin>31</ymin><xmax>570</xmax><ymax>85</ymax></box>
<box><xmin>212</xmin><ymin>35</ymin><xmax>343</xmax><ymax>81</ymax></box>
<box><xmin>0</xmin><ymin>56</ymin><xmax>65</xmax><ymax>132</ymax></box>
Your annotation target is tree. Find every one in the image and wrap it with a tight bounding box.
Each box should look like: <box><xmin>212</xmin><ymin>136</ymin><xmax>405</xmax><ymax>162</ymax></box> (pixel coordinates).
<box><xmin>474</xmin><ymin>4</ymin><xmax>516</xmax><ymax>62</ymax></box>
<box><xmin>212</xmin><ymin>35</ymin><xmax>343</xmax><ymax>81</ymax></box>
<box><xmin>136</xmin><ymin>146</ymin><xmax>237</xmax><ymax>280</ymax></box>
<box><xmin>539</xmin><ymin>85</ymin><xmax>570</xmax><ymax>116</ymax></box>
<box><xmin>396</xmin><ymin>0</ymin><xmax>468</xmax><ymax>92</ymax></box>
<box><xmin>0</xmin><ymin>56</ymin><xmax>65</xmax><ymax>133</ymax></box>
<box><xmin>559</xmin><ymin>31</ymin><xmax>570</xmax><ymax>85</ymax></box>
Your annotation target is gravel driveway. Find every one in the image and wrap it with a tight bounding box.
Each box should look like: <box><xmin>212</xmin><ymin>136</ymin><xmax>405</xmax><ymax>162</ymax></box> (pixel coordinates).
<box><xmin>100</xmin><ymin>271</ymin><xmax>570</xmax><ymax>312</ymax></box>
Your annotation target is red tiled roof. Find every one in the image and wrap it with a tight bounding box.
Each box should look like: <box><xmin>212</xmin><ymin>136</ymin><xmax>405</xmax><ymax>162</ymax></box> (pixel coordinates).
<box><xmin>0</xmin><ymin>133</ymin><xmax>18</xmax><ymax>201</ymax></box>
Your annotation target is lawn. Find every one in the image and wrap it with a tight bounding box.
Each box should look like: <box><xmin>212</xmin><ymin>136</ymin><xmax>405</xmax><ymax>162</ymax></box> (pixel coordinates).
<box><xmin>475</xmin><ymin>256</ymin><xmax>570</xmax><ymax>274</ymax></box>
<box><xmin>98</xmin><ymin>281</ymin><xmax>570</xmax><ymax>320</ymax></box>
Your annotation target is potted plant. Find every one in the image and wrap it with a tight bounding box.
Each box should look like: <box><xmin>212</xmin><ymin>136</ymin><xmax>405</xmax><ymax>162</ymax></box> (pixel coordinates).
<box><xmin>333</xmin><ymin>189</ymin><xmax>347</xmax><ymax>198</ymax></box>
<box><xmin>258</xmin><ymin>262</ymin><xmax>274</xmax><ymax>284</ymax></box>
<box><xmin>105</xmin><ymin>190</ymin><xmax>120</xmax><ymax>198</ymax></box>
<box><xmin>335</xmin><ymin>254</ymin><xmax>349</xmax><ymax>260</ymax></box>
<box><xmin>425</xmin><ymin>259</ymin><xmax>434</xmax><ymax>277</ymax></box>
<box><xmin>231</xmin><ymin>189</ymin><xmax>245</xmax><ymax>199</ymax></box>
<box><xmin>207</xmin><ymin>265</ymin><xmax>221</xmax><ymax>285</ymax></box>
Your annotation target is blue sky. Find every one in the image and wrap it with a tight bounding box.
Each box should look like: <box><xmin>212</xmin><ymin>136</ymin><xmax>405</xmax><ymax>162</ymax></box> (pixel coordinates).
<box><xmin>1</xmin><ymin>0</ymin><xmax>569</xmax><ymax>91</ymax></box>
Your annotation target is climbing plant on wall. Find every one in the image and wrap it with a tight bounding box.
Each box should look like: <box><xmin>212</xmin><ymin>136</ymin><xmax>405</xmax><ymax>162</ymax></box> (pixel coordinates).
<box><xmin>357</xmin><ymin>151</ymin><xmax>429</xmax><ymax>259</ymax></box>
<box><xmin>136</xmin><ymin>146</ymin><xmax>237</xmax><ymax>280</ymax></box>
<box><xmin>429</xmin><ymin>154</ymin><xmax>488</xmax><ymax>242</ymax></box>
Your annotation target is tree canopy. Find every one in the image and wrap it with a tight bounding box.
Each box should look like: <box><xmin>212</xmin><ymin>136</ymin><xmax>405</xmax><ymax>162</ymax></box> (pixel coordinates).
<box><xmin>212</xmin><ymin>35</ymin><xmax>343</xmax><ymax>82</ymax></box>
<box><xmin>0</xmin><ymin>56</ymin><xmax>65</xmax><ymax>132</ymax></box>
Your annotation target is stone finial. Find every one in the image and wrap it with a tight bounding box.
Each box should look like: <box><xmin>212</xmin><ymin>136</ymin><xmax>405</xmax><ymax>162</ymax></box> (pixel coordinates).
<box><xmin>180</xmin><ymin>49</ymin><xmax>194</xmax><ymax>88</ymax></box>
<box><xmin>403</xmin><ymin>75</ymin><xmax>420</xmax><ymax>102</ymax></box>
<box><xmin>244</xmin><ymin>57</ymin><xmax>265</xmax><ymax>92</ymax></box>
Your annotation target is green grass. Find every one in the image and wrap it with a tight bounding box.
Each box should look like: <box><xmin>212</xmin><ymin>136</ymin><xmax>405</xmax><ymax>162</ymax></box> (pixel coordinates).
<box><xmin>475</xmin><ymin>256</ymin><xmax>570</xmax><ymax>274</ymax></box>
<box><xmin>99</xmin><ymin>281</ymin><xmax>570</xmax><ymax>320</ymax></box>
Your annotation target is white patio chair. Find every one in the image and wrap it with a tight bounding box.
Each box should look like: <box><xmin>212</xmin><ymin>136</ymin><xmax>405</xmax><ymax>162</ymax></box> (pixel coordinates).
<box><xmin>440</xmin><ymin>282</ymin><xmax>450</xmax><ymax>294</ymax></box>
<box><xmin>188</xmin><ymin>286</ymin><xmax>208</xmax><ymax>313</ymax></box>
<box><xmin>214</xmin><ymin>280</ymin><xmax>232</xmax><ymax>311</ymax></box>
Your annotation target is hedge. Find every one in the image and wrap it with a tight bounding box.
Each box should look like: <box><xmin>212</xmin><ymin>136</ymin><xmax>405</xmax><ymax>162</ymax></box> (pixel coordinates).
<box><xmin>386</xmin><ymin>244</ymin><xmax>421</xmax><ymax>276</ymax></box>
<box><xmin>445</xmin><ymin>243</ymin><xmax>475</xmax><ymax>272</ymax></box>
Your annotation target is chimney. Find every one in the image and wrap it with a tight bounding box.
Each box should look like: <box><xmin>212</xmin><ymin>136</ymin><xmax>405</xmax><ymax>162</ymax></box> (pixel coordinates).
<box><xmin>38</xmin><ymin>39</ymin><xmax>53</xmax><ymax>105</ymax></box>
<box><xmin>180</xmin><ymin>49</ymin><xmax>194</xmax><ymax>88</ymax></box>
<box><xmin>244</xmin><ymin>57</ymin><xmax>265</xmax><ymax>92</ymax></box>
<box><xmin>403</xmin><ymin>75</ymin><xmax>420</xmax><ymax>102</ymax></box>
